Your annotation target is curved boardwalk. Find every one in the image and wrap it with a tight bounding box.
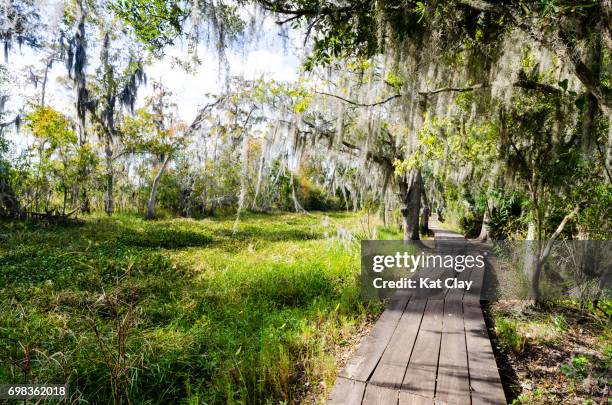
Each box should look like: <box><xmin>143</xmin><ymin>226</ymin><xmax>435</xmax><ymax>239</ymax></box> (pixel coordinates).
<box><xmin>328</xmin><ymin>221</ymin><xmax>506</xmax><ymax>405</ymax></box>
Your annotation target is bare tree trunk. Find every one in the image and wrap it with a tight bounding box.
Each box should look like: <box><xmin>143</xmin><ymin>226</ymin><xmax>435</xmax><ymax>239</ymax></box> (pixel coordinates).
<box><xmin>233</xmin><ymin>135</ymin><xmax>250</xmax><ymax>234</ymax></box>
<box><xmin>529</xmin><ymin>254</ymin><xmax>543</xmax><ymax>302</ymax></box>
<box><xmin>146</xmin><ymin>155</ymin><xmax>171</xmax><ymax>219</ymax></box>
<box><xmin>523</xmin><ymin>221</ymin><xmax>543</xmax><ymax>303</ymax></box>
<box><xmin>398</xmin><ymin>169</ymin><xmax>422</xmax><ymax>240</ymax></box>
<box><xmin>525</xmin><ymin>207</ymin><xmax>578</xmax><ymax>303</ymax></box>
<box><xmin>74</xmin><ymin>0</ymin><xmax>91</xmax><ymax>214</ymax></box>
<box><xmin>477</xmin><ymin>209</ymin><xmax>490</xmax><ymax>241</ymax></box>
<box><xmin>62</xmin><ymin>182</ymin><xmax>67</xmax><ymax>215</ymax></box>
<box><xmin>341</xmin><ymin>185</ymin><xmax>349</xmax><ymax>212</ymax></box>
<box><xmin>35</xmin><ymin>143</ymin><xmax>43</xmax><ymax>212</ymax></box>
<box><xmin>252</xmin><ymin>142</ymin><xmax>266</xmax><ymax>210</ymax></box>
<box><xmin>290</xmin><ymin>171</ymin><xmax>306</xmax><ymax>213</ymax></box>
<box><xmin>523</xmin><ymin>221</ymin><xmax>538</xmax><ymax>287</ymax></box>
<box><xmin>606</xmin><ymin>108</ymin><xmax>612</xmax><ymax>173</ymax></box>
<box><xmin>41</xmin><ymin>56</ymin><xmax>52</xmax><ymax>107</ymax></box>
<box><xmin>477</xmin><ymin>197</ymin><xmax>493</xmax><ymax>242</ymax></box>
<box><xmin>105</xmin><ymin>142</ymin><xmax>113</xmax><ymax>216</ymax></box>
<box><xmin>419</xmin><ymin>175</ymin><xmax>430</xmax><ymax>235</ymax></box>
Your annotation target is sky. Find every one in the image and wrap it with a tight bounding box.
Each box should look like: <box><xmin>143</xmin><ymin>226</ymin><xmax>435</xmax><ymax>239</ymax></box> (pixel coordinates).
<box><xmin>2</xmin><ymin>4</ymin><xmax>303</xmax><ymax>149</ymax></box>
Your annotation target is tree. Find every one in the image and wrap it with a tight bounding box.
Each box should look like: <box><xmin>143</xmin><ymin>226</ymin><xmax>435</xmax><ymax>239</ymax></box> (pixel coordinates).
<box><xmin>25</xmin><ymin>106</ymin><xmax>82</xmax><ymax>214</ymax></box>
<box><xmin>0</xmin><ymin>0</ymin><xmax>45</xmax><ymax>59</ymax></box>
<box><xmin>121</xmin><ymin>82</ymin><xmax>188</xmax><ymax>219</ymax></box>
<box><xmin>256</xmin><ymin>0</ymin><xmax>612</xmax><ymax>174</ymax></box>
<box><xmin>0</xmin><ymin>65</ymin><xmax>21</xmax><ymax>216</ymax></box>
<box><xmin>86</xmin><ymin>32</ymin><xmax>145</xmax><ymax>216</ymax></box>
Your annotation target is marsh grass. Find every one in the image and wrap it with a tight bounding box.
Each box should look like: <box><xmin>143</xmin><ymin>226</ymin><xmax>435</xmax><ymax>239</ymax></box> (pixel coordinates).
<box><xmin>0</xmin><ymin>211</ymin><xmax>385</xmax><ymax>404</ymax></box>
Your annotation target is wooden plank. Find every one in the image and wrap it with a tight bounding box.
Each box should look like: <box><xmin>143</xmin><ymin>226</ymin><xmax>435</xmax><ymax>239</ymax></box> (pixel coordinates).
<box><xmin>415</xmin><ymin>260</ymin><xmax>452</xmax><ymax>301</ymax></box>
<box><xmin>464</xmin><ymin>302</ymin><xmax>506</xmax><ymax>405</ymax></box>
<box><xmin>435</xmin><ymin>298</ymin><xmax>470</xmax><ymax>405</ymax></box>
<box><xmin>339</xmin><ymin>290</ymin><xmax>411</xmax><ymax>381</ymax></box>
<box><xmin>369</xmin><ymin>297</ymin><xmax>428</xmax><ymax>388</ymax></box>
<box><xmin>327</xmin><ymin>377</ymin><xmax>366</xmax><ymax>405</ymax></box>
<box><xmin>401</xmin><ymin>299</ymin><xmax>444</xmax><ymax>399</ymax></box>
<box><xmin>444</xmin><ymin>267</ymin><xmax>473</xmax><ymax>303</ymax></box>
<box><xmin>362</xmin><ymin>384</ymin><xmax>398</xmax><ymax>405</ymax></box>
<box><xmin>463</xmin><ymin>245</ymin><xmax>487</xmax><ymax>303</ymax></box>
<box><xmin>399</xmin><ymin>391</ymin><xmax>435</xmax><ymax>405</ymax></box>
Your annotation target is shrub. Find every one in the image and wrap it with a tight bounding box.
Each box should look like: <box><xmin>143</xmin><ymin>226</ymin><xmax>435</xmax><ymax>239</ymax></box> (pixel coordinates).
<box><xmin>551</xmin><ymin>315</ymin><xmax>568</xmax><ymax>332</ymax></box>
<box><xmin>560</xmin><ymin>355</ymin><xmax>590</xmax><ymax>381</ymax></box>
<box><xmin>495</xmin><ymin>318</ymin><xmax>525</xmax><ymax>354</ymax></box>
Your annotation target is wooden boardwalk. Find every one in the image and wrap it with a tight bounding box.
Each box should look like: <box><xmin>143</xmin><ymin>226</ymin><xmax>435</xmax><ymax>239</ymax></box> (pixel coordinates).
<box><xmin>328</xmin><ymin>222</ymin><xmax>506</xmax><ymax>405</ymax></box>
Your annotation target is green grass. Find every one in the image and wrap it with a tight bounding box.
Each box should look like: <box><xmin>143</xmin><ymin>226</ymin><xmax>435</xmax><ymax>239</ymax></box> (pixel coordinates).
<box><xmin>0</xmin><ymin>212</ymin><xmax>387</xmax><ymax>404</ymax></box>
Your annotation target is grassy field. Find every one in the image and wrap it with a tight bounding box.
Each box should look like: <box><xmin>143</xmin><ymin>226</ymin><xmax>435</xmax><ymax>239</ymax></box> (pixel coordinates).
<box><xmin>0</xmin><ymin>212</ymin><xmax>391</xmax><ymax>404</ymax></box>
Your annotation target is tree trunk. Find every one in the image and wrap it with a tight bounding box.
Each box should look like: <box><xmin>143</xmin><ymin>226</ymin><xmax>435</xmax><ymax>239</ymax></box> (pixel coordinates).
<box><xmin>146</xmin><ymin>155</ymin><xmax>171</xmax><ymax>219</ymax></box>
<box><xmin>477</xmin><ymin>209</ymin><xmax>490</xmax><ymax>241</ymax></box>
<box><xmin>290</xmin><ymin>171</ymin><xmax>306</xmax><ymax>213</ymax></box>
<box><xmin>419</xmin><ymin>176</ymin><xmax>430</xmax><ymax>235</ymax></box>
<box><xmin>398</xmin><ymin>169</ymin><xmax>422</xmax><ymax>240</ymax></box>
<box><xmin>41</xmin><ymin>56</ymin><xmax>51</xmax><ymax>106</ymax></box>
<box><xmin>477</xmin><ymin>198</ymin><xmax>493</xmax><ymax>242</ymax></box>
<box><xmin>523</xmin><ymin>207</ymin><xmax>577</xmax><ymax>304</ymax></box>
<box><xmin>80</xmin><ymin>187</ymin><xmax>90</xmax><ymax>214</ymax></box>
<box><xmin>529</xmin><ymin>257</ymin><xmax>543</xmax><ymax>302</ymax></box>
<box><xmin>233</xmin><ymin>135</ymin><xmax>249</xmax><ymax>233</ymax></box>
<box><xmin>523</xmin><ymin>221</ymin><xmax>538</xmax><ymax>286</ymax></box>
<box><xmin>523</xmin><ymin>226</ymin><xmax>542</xmax><ymax>303</ymax></box>
<box><xmin>105</xmin><ymin>142</ymin><xmax>113</xmax><ymax>216</ymax></box>
<box><xmin>341</xmin><ymin>184</ymin><xmax>349</xmax><ymax>211</ymax></box>
<box><xmin>252</xmin><ymin>144</ymin><xmax>266</xmax><ymax>210</ymax></box>
<box><xmin>606</xmin><ymin>108</ymin><xmax>612</xmax><ymax>173</ymax></box>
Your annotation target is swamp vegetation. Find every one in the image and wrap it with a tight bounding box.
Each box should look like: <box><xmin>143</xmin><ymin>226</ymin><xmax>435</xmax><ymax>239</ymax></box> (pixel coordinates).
<box><xmin>0</xmin><ymin>0</ymin><xmax>611</xmax><ymax>403</ymax></box>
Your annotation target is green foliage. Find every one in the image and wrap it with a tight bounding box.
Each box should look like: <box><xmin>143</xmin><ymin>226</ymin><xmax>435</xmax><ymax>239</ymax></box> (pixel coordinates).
<box><xmin>111</xmin><ymin>0</ymin><xmax>188</xmax><ymax>53</ymax></box>
<box><xmin>26</xmin><ymin>106</ymin><xmax>77</xmax><ymax>147</ymax></box>
<box><xmin>550</xmin><ymin>314</ymin><xmax>568</xmax><ymax>332</ymax></box>
<box><xmin>384</xmin><ymin>71</ymin><xmax>404</xmax><ymax>91</ymax></box>
<box><xmin>603</xmin><ymin>343</ymin><xmax>612</xmax><ymax>370</ymax></box>
<box><xmin>495</xmin><ymin>318</ymin><xmax>525</xmax><ymax>354</ymax></box>
<box><xmin>487</xmin><ymin>190</ymin><xmax>525</xmax><ymax>239</ymax></box>
<box><xmin>21</xmin><ymin>106</ymin><xmax>90</xmax><ymax>213</ymax></box>
<box><xmin>111</xmin><ymin>0</ymin><xmax>245</xmax><ymax>56</ymax></box>
<box><xmin>0</xmin><ymin>212</ymin><xmax>377</xmax><ymax>403</ymax></box>
<box><xmin>560</xmin><ymin>355</ymin><xmax>590</xmax><ymax>381</ymax></box>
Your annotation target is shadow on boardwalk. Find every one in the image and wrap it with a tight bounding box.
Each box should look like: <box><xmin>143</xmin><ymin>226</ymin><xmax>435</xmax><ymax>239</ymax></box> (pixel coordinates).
<box><xmin>328</xmin><ymin>220</ymin><xmax>507</xmax><ymax>405</ymax></box>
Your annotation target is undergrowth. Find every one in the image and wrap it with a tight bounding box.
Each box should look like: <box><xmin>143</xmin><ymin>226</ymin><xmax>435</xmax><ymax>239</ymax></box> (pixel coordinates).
<box><xmin>490</xmin><ymin>301</ymin><xmax>611</xmax><ymax>404</ymax></box>
<box><xmin>0</xmin><ymin>212</ymin><xmax>386</xmax><ymax>404</ymax></box>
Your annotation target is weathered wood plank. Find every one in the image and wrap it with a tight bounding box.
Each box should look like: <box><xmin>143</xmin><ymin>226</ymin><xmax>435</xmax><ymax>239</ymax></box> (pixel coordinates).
<box><xmin>435</xmin><ymin>298</ymin><xmax>470</xmax><ymax>405</ymax></box>
<box><xmin>399</xmin><ymin>391</ymin><xmax>435</xmax><ymax>405</ymax></box>
<box><xmin>463</xmin><ymin>246</ymin><xmax>487</xmax><ymax>303</ymax></box>
<box><xmin>401</xmin><ymin>298</ymin><xmax>444</xmax><ymax>399</ymax></box>
<box><xmin>339</xmin><ymin>290</ymin><xmax>411</xmax><ymax>381</ymax></box>
<box><xmin>327</xmin><ymin>377</ymin><xmax>366</xmax><ymax>405</ymax></box>
<box><xmin>330</xmin><ymin>222</ymin><xmax>505</xmax><ymax>405</ymax></box>
<box><xmin>362</xmin><ymin>384</ymin><xmax>398</xmax><ymax>405</ymax></box>
<box><xmin>464</xmin><ymin>302</ymin><xmax>506</xmax><ymax>405</ymax></box>
<box><xmin>369</xmin><ymin>297</ymin><xmax>427</xmax><ymax>388</ymax></box>
<box><xmin>445</xmin><ymin>266</ymin><xmax>473</xmax><ymax>303</ymax></box>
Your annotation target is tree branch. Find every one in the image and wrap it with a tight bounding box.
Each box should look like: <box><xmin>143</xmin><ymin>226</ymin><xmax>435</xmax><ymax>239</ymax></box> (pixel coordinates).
<box><xmin>418</xmin><ymin>83</ymin><xmax>489</xmax><ymax>95</ymax></box>
<box><xmin>540</xmin><ymin>206</ymin><xmax>579</xmax><ymax>261</ymax></box>
<box><xmin>457</xmin><ymin>0</ymin><xmax>612</xmax><ymax>109</ymax></box>
<box><xmin>318</xmin><ymin>77</ymin><xmax>572</xmax><ymax>110</ymax></box>
<box><xmin>315</xmin><ymin>91</ymin><xmax>402</xmax><ymax>107</ymax></box>
<box><xmin>300</xmin><ymin>116</ymin><xmax>397</xmax><ymax>171</ymax></box>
